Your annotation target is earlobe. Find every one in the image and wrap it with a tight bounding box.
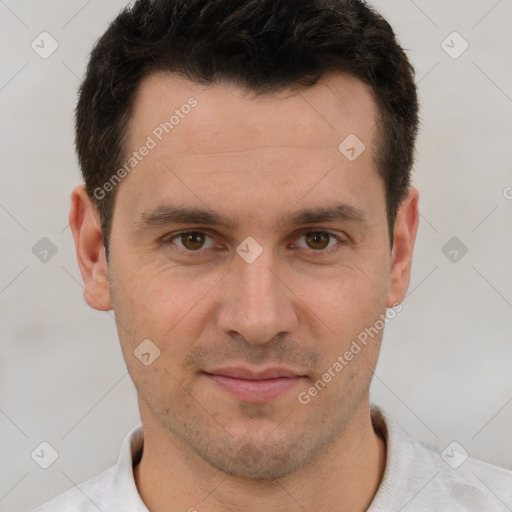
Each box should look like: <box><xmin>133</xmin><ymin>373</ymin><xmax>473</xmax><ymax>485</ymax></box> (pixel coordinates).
<box><xmin>386</xmin><ymin>186</ymin><xmax>419</xmax><ymax>307</ymax></box>
<box><xmin>69</xmin><ymin>185</ymin><xmax>113</xmax><ymax>311</ymax></box>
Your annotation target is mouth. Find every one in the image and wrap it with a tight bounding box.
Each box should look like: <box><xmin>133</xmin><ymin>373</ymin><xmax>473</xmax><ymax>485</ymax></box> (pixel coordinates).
<box><xmin>202</xmin><ymin>367</ymin><xmax>307</xmax><ymax>403</ymax></box>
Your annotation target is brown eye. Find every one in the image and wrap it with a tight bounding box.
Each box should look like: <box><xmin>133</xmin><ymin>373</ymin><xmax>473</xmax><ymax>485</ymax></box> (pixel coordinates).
<box><xmin>304</xmin><ymin>232</ymin><xmax>331</xmax><ymax>250</ymax></box>
<box><xmin>167</xmin><ymin>231</ymin><xmax>216</xmax><ymax>252</ymax></box>
<box><xmin>295</xmin><ymin>230</ymin><xmax>341</xmax><ymax>252</ymax></box>
<box><xmin>181</xmin><ymin>232</ymin><xmax>205</xmax><ymax>250</ymax></box>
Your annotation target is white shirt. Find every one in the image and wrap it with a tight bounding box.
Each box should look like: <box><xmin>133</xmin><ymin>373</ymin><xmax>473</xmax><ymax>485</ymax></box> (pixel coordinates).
<box><xmin>31</xmin><ymin>404</ymin><xmax>512</xmax><ymax>511</ymax></box>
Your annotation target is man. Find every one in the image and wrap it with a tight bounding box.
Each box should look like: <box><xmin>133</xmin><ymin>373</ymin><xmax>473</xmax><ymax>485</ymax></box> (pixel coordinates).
<box><xmin>32</xmin><ymin>0</ymin><xmax>511</xmax><ymax>510</ymax></box>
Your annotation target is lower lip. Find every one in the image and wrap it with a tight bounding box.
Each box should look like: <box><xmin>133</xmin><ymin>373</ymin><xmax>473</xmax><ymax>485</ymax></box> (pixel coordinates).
<box><xmin>205</xmin><ymin>373</ymin><xmax>304</xmax><ymax>402</ymax></box>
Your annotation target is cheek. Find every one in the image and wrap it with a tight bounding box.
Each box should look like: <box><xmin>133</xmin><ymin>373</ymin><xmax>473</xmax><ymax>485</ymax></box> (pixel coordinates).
<box><xmin>291</xmin><ymin>263</ymin><xmax>389</xmax><ymax>391</ymax></box>
<box><xmin>111</xmin><ymin>239</ymin><xmax>389</xmax><ymax>367</ymax></box>
<box><xmin>300</xmin><ymin>256</ymin><xmax>388</xmax><ymax>323</ymax></box>
<box><xmin>111</xmin><ymin>262</ymin><xmax>216</xmax><ymax>361</ymax></box>
<box><xmin>113</xmin><ymin>258</ymin><xmax>189</xmax><ymax>323</ymax></box>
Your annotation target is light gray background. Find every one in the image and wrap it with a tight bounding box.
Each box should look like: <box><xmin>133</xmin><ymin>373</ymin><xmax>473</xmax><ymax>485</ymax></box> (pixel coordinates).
<box><xmin>1</xmin><ymin>1</ymin><xmax>511</xmax><ymax>511</ymax></box>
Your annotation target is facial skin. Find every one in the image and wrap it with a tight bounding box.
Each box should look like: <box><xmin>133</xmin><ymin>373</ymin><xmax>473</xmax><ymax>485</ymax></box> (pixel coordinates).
<box><xmin>70</xmin><ymin>71</ymin><xmax>419</xmax><ymax>511</ymax></box>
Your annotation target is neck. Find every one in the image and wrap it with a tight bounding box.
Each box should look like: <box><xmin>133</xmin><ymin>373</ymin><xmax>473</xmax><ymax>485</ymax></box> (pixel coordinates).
<box><xmin>133</xmin><ymin>399</ymin><xmax>386</xmax><ymax>512</ymax></box>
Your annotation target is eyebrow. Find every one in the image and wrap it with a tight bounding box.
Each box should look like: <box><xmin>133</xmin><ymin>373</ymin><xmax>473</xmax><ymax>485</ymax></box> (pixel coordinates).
<box><xmin>134</xmin><ymin>202</ymin><xmax>369</xmax><ymax>232</ymax></box>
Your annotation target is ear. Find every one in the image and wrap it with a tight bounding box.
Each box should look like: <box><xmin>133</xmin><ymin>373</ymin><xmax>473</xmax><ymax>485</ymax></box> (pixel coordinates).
<box><xmin>386</xmin><ymin>186</ymin><xmax>419</xmax><ymax>307</ymax></box>
<box><xmin>69</xmin><ymin>184</ymin><xmax>112</xmax><ymax>311</ymax></box>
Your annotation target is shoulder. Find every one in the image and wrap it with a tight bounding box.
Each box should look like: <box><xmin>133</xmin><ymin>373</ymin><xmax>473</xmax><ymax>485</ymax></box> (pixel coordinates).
<box><xmin>29</xmin><ymin>466</ymin><xmax>117</xmax><ymax>512</ymax></box>
<box><xmin>411</xmin><ymin>438</ymin><xmax>512</xmax><ymax>510</ymax></box>
<box><xmin>369</xmin><ymin>404</ymin><xmax>512</xmax><ymax>511</ymax></box>
<box><xmin>29</xmin><ymin>424</ymin><xmax>145</xmax><ymax>512</ymax></box>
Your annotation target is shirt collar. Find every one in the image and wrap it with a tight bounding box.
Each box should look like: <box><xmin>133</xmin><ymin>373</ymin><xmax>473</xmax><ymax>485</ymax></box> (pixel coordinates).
<box><xmin>113</xmin><ymin>423</ymin><xmax>148</xmax><ymax>511</ymax></box>
<box><xmin>367</xmin><ymin>402</ymin><xmax>417</xmax><ymax>511</ymax></box>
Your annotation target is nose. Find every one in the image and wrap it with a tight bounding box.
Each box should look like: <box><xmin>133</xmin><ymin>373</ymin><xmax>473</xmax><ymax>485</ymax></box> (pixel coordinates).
<box><xmin>216</xmin><ymin>245</ymin><xmax>299</xmax><ymax>345</ymax></box>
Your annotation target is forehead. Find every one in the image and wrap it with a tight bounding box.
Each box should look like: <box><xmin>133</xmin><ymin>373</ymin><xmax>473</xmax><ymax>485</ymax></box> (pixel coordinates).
<box><xmin>114</xmin><ymin>71</ymin><xmax>383</xmax><ymax>231</ymax></box>
<box><xmin>128</xmin><ymin>70</ymin><xmax>378</xmax><ymax>156</ymax></box>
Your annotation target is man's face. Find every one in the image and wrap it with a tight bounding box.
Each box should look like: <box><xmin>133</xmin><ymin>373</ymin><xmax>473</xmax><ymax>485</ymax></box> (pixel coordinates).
<box><xmin>94</xmin><ymin>71</ymin><xmax>409</xmax><ymax>478</ymax></box>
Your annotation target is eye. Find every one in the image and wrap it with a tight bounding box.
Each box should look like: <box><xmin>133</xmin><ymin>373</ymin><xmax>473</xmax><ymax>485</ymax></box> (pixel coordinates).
<box><xmin>164</xmin><ymin>231</ymin><xmax>217</xmax><ymax>253</ymax></box>
<box><xmin>162</xmin><ymin>229</ymin><xmax>345</xmax><ymax>256</ymax></box>
<box><xmin>293</xmin><ymin>229</ymin><xmax>344</xmax><ymax>252</ymax></box>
